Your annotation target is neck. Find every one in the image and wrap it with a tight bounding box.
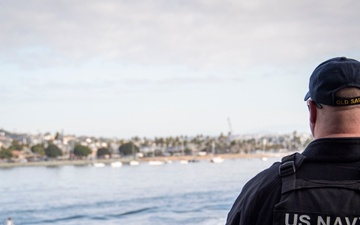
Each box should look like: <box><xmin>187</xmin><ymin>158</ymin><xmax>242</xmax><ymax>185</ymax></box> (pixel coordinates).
<box><xmin>316</xmin><ymin>133</ymin><xmax>360</xmax><ymax>139</ymax></box>
<box><xmin>312</xmin><ymin>105</ymin><xmax>360</xmax><ymax>139</ymax></box>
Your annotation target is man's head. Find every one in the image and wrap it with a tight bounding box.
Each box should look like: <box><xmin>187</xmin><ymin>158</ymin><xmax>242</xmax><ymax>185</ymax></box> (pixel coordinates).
<box><xmin>305</xmin><ymin>57</ymin><xmax>360</xmax><ymax>139</ymax></box>
<box><xmin>304</xmin><ymin>57</ymin><xmax>360</xmax><ymax>106</ymax></box>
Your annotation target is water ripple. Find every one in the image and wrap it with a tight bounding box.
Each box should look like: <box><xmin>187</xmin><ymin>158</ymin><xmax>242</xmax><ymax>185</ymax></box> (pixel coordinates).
<box><xmin>110</xmin><ymin>207</ymin><xmax>158</xmax><ymax>217</ymax></box>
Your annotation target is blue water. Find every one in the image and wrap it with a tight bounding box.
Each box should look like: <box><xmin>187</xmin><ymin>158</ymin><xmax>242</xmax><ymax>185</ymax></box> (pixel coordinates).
<box><xmin>0</xmin><ymin>157</ymin><xmax>279</xmax><ymax>225</ymax></box>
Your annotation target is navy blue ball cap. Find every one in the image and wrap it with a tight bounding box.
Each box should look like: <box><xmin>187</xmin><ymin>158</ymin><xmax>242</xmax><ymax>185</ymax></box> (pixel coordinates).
<box><xmin>304</xmin><ymin>57</ymin><xmax>360</xmax><ymax>106</ymax></box>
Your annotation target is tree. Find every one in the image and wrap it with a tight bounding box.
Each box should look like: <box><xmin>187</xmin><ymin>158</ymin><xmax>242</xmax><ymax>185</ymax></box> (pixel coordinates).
<box><xmin>97</xmin><ymin>147</ymin><xmax>111</xmax><ymax>158</ymax></box>
<box><xmin>0</xmin><ymin>148</ymin><xmax>13</xmax><ymax>159</ymax></box>
<box><xmin>8</xmin><ymin>140</ymin><xmax>24</xmax><ymax>151</ymax></box>
<box><xmin>45</xmin><ymin>144</ymin><xmax>62</xmax><ymax>158</ymax></box>
<box><xmin>31</xmin><ymin>144</ymin><xmax>45</xmax><ymax>156</ymax></box>
<box><xmin>118</xmin><ymin>142</ymin><xmax>139</xmax><ymax>157</ymax></box>
<box><xmin>73</xmin><ymin>145</ymin><xmax>92</xmax><ymax>158</ymax></box>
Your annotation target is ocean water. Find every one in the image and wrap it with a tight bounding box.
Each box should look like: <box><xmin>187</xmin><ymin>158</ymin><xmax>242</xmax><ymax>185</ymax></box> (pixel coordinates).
<box><xmin>0</xmin><ymin>157</ymin><xmax>279</xmax><ymax>225</ymax></box>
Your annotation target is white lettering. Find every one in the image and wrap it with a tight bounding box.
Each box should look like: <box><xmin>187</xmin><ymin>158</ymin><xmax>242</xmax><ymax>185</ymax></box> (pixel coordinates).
<box><xmin>318</xmin><ymin>216</ymin><xmax>330</xmax><ymax>225</ymax></box>
<box><xmin>345</xmin><ymin>217</ymin><xmax>358</xmax><ymax>225</ymax></box>
<box><xmin>285</xmin><ymin>213</ymin><xmax>298</xmax><ymax>225</ymax></box>
<box><xmin>299</xmin><ymin>215</ymin><xmax>311</xmax><ymax>225</ymax></box>
<box><xmin>334</xmin><ymin>217</ymin><xmax>343</xmax><ymax>225</ymax></box>
<box><xmin>285</xmin><ymin>214</ymin><xmax>360</xmax><ymax>225</ymax></box>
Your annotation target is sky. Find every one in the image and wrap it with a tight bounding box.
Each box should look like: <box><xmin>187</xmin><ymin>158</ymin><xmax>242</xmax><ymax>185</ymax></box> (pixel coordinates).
<box><xmin>1</xmin><ymin>0</ymin><xmax>360</xmax><ymax>139</ymax></box>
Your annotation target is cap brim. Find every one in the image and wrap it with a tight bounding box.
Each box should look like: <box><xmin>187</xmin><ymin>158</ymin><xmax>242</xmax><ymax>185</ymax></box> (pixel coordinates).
<box><xmin>304</xmin><ymin>92</ymin><xmax>310</xmax><ymax>101</ymax></box>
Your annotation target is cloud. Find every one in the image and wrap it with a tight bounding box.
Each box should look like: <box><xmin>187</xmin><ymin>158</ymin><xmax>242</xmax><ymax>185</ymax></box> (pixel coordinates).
<box><xmin>0</xmin><ymin>67</ymin><xmax>245</xmax><ymax>104</ymax></box>
<box><xmin>1</xmin><ymin>0</ymin><xmax>360</xmax><ymax>71</ymax></box>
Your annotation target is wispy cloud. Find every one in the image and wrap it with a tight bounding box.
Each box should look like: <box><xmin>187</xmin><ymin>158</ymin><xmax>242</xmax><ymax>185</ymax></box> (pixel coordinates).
<box><xmin>0</xmin><ymin>0</ymin><xmax>359</xmax><ymax>137</ymax></box>
<box><xmin>1</xmin><ymin>0</ymin><xmax>359</xmax><ymax>70</ymax></box>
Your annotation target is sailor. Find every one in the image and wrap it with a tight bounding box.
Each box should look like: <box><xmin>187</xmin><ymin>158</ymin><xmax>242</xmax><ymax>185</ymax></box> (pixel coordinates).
<box><xmin>226</xmin><ymin>57</ymin><xmax>360</xmax><ymax>225</ymax></box>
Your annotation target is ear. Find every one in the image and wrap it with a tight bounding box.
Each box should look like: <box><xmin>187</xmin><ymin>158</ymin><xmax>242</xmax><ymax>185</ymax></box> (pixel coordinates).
<box><xmin>308</xmin><ymin>100</ymin><xmax>317</xmax><ymax>136</ymax></box>
<box><xmin>308</xmin><ymin>100</ymin><xmax>317</xmax><ymax>124</ymax></box>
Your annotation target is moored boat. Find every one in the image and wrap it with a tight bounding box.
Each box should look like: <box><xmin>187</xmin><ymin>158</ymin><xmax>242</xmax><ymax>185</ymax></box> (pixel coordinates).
<box><xmin>93</xmin><ymin>162</ymin><xmax>106</xmax><ymax>167</ymax></box>
<box><xmin>110</xmin><ymin>161</ymin><xmax>123</xmax><ymax>167</ymax></box>
<box><xmin>129</xmin><ymin>160</ymin><xmax>140</xmax><ymax>166</ymax></box>
<box><xmin>210</xmin><ymin>157</ymin><xmax>224</xmax><ymax>164</ymax></box>
<box><xmin>148</xmin><ymin>160</ymin><xmax>165</xmax><ymax>166</ymax></box>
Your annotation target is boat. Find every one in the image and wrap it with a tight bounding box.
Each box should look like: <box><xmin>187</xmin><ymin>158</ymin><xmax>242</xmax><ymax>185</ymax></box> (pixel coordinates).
<box><xmin>129</xmin><ymin>160</ymin><xmax>140</xmax><ymax>166</ymax></box>
<box><xmin>188</xmin><ymin>159</ymin><xmax>200</xmax><ymax>163</ymax></box>
<box><xmin>148</xmin><ymin>160</ymin><xmax>165</xmax><ymax>166</ymax></box>
<box><xmin>210</xmin><ymin>157</ymin><xmax>224</xmax><ymax>164</ymax></box>
<box><xmin>210</xmin><ymin>141</ymin><xmax>224</xmax><ymax>163</ymax></box>
<box><xmin>93</xmin><ymin>162</ymin><xmax>105</xmax><ymax>167</ymax></box>
<box><xmin>110</xmin><ymin>161</ymin><xmax>123</xmax><ymax>167</ymax></box>
<box><xmin>179</xmin><ymin>160</ymin><xmax>189</xmax><ymax>164</ymax></box>
<box><xmin>128</xmin><ymin>144</ymin><xmax>140</xmax><ymax>166</ymax></box>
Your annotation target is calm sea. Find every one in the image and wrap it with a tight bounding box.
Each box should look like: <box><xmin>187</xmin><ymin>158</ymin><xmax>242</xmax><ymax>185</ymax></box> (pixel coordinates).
<box><xmin>1</xmin><ymin>157</ymin><xmax>279</xmax><ymax>225</ymax></box>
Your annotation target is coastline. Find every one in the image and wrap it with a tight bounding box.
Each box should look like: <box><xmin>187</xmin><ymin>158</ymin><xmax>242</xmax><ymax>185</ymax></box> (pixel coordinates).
<box><xmin>0</xmin><ymin>153</ymin><xmax>288</xmax><ymax>168</ymax></box>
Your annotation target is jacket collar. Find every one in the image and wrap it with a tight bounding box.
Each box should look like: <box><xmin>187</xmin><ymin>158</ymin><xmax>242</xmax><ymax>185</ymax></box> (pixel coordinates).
<box><xmin>302</xmin><ymin>138</ymin><xmax>360</xmax><ymax>162</ymax></box>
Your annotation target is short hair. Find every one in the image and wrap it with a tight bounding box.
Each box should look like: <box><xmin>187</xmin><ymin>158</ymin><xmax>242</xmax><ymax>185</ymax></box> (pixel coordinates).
<box><xmin>336</xmin><ymin>87</ymin><xmax>360</xmax><ymax>98</ymax></box>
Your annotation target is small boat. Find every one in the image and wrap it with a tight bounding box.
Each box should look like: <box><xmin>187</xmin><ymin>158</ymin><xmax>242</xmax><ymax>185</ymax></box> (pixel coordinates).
<box><xmin>188</xmin><ymin>159</ymin><xmax>200</xmax><ymax>163</ymax></box>
<box><xmin>110</xmin><ymin>161</ymin><xmax>123</xmax><ymax>167</ymax></box>
<box><xmin>93</xmin><ymin>162</ymin><xmax>106</xmax><ymax>167</ymax></box>
<box><xmin>210</xmin><ymin>157</ymin><xmax>224</xmax><ymax>164</ymax></box>
<box><xmin>129</xmin><ymin>160</ymin><xmax>140</xmax><ymax>166</ymax></box>
<box><xmin>179</xmin><ymin>160</ymin><xmax>189</xmax><ymax>164</ymax></box>
<box><xmin>209</xmin><ymin>141</ymin><xmax>224</xmax><ymax>163</ymax></box>
<box><xmin>148</xmin><ymin>160</ymin><xmax>164</xmax><ymax>166</ymax></box>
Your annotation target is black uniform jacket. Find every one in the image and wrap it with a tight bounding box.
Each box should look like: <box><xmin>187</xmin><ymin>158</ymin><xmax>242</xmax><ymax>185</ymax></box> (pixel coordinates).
<box><xmin>225</xmin><ymin>138</ymin><xmax>360</xmax><ymax>225</ymax></box>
